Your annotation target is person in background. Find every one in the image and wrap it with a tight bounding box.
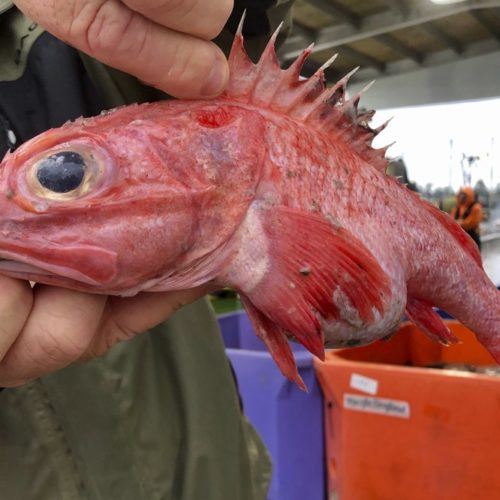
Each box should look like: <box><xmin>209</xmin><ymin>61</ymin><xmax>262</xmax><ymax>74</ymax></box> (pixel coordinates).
<box><xmin>451</xmin><ymin>186</ymin><xmax>483</xmax><ymax>250</ymax></box>
<box><xmin>0</xmin><ymin>1</ymin><xmax>294</xmax><ymax>498</ymax></box>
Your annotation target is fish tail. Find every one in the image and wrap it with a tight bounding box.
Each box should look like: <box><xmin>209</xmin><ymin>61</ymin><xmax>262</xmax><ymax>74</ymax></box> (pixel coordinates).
<box><xmin>447</xmin><ymin>279</ymin><xmax>500</xmax><ymax>362</ymax></box>
<box><xmin>404</xmin><ymin>199</ymin><xmax>500</xmax><ymax>359</ymax></box>
<box><xmin>408</xmin><ymin>265</ymin><xmax>500</xmax><ymax>361</ymax></box>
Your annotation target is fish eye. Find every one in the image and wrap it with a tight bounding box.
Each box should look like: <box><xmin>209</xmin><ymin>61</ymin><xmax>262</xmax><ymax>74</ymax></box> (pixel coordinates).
<box><xmin>36</xmin><ymin>151</ymin><xmax>86</xmax><ymax>193</ymax></box>
<box><xmin>23</xmin><ymin>145</ymin><xmax>106</xmax><ymax>202</ymax></box>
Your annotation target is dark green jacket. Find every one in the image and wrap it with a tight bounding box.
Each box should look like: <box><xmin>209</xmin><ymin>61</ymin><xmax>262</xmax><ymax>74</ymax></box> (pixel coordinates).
<box><xmin>0</xmin><ymin>3</ymin><xmax>293</xmax><ymax>499</ymax></box>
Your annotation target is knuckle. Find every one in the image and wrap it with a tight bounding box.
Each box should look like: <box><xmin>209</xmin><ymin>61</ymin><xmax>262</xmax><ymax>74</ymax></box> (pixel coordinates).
<box><xmin>0</xmin><ymin>280</ymin><xmax>33</xmax><ymax>317</ymax></box>
<box><xmin>128</xmin><ymin>0</ymin><xmax>183</xmax><ymax>10</ymax></box>
<box><xmin>35</xmin><ymin>327</ymin><xmax>80</xmax><ymax>365</ymax></box>
<box><xmin>166</xmin><ymin>44</ymin><xmax>193</xmax><ymax>84</ymax></box>
<box><xmin>93</xmin><ymin>318</ymin><xmax>137</xmax><ymax>355</ymax></box>
<box><xmin>85</xmin><ymin>3</ymin><xmax>135</xmax><ymax>56</ymax></box>
<box><xmin>0</xmin><ymin>282</ymin><xmax>33</xmax><ymax>359</ymax></box>
<box><xmin>160</xmin><ymin>0</ymin><xmax>232</xmax><ymax>39</ymax></box>
<box><xmin>163</xmin><ymin>0</ymin><xmax>188</xmax><ymax>11</ymax></box>
<box><xmin>107</xmin><ymin>317</ymin><xmax>137</xmax><ymax>345</ymax></box>
<box><xmin>165</xmin><ymin>42</ymin><xmax>213</xmax><ymax>88</ymax></box>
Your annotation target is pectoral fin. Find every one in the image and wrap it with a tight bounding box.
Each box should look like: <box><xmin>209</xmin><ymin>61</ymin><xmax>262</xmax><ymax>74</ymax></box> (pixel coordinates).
<box><xmin>242</xmin><ymin>297</ymin><xmax>307</xmax><ymax>391</ymax></box>
<box><xmin>222</xmin><ymin>204</ymin><xmax>392</xmax><ymax>386</ymax></box>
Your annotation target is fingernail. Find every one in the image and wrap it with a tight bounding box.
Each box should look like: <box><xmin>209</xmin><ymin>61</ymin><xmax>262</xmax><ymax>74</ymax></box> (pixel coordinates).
<box><xmin>201</xmin><ymin>53</ymin><xmax>229</xmax><ymax>97</ymax></box>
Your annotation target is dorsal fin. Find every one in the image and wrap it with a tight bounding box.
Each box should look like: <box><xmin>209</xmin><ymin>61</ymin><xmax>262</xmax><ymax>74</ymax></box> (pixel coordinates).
<box><xmin>224</xmin><ymin>17</ymin><xmax>389</xmax><ymax>172</ymax></box>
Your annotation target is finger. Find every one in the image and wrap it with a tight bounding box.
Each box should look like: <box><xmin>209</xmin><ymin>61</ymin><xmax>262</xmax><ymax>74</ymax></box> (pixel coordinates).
<box><xmin>86</xmin><ymin>286</ymin><xmax>208</xmax><ymax>357</ymax></box>
<box><xmin>79</xmin><ymin>1</ymin><xmax>230</xmax><ymax>97</ymax></box>
<box><xmin>0</xmin><ymin>277</ymin><xmax>33</xmax><ymax>362</ymax></box>
<box><xmin>123</xmin><ymin>0</ymin><xmax>233</xmax><ymax>40</ymax></box>
<box><xmin>16</xmin><ymin>0</ymin><xmax>230</xmax><ymax>98</ymax></box>
<box><xmin>0</xmin><ymin>286</ymin><xmax>106</xmax><ymax>386</ymax></box>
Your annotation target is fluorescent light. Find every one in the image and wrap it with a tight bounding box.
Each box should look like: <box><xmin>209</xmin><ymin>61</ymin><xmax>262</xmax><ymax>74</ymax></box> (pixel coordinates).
<box><xmin>430</xmin><ymin>0</ymin><xmax>467</xmax><ymax>4</ymax></box>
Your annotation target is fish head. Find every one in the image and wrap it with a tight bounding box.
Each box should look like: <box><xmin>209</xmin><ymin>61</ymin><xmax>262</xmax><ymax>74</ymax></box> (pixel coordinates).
<box><xmin>0</xmin><ymin>102</ymin><xmax>266</xmax><ymax>293</ymax></box>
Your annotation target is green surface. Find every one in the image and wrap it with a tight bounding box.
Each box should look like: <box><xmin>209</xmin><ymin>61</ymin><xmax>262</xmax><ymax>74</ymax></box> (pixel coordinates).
<box><xmin>210</xmin><ymin>296</ymin><xmax>244</xmax><ymax>315</ymax></box>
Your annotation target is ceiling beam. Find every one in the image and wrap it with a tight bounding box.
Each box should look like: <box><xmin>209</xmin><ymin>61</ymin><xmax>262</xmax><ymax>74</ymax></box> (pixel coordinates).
<box><xmin>470</xmin><ymin>8</ymin><xmax>500</xmax><ymax>42</ymax></box>
<box><xmin>383</xmin><ymin>0</ymin><xmax>409</xmax><ymax>17</ymax></box>
<box><xmin>352</xmin><ymin>38</ymin><xmax>500</xmax><ymax>85</ymax></box>
<box><xmin>421</xmin><ymin>22</ymin><xmax>463</xmax><ymax>54</ymax></box>
<box><xmin>337</xmin><ymin>45</ymin><xmax>386</xmax><ymax>73</ymax></box>
<box><xmin>292</xmin><ymin>19</ymin><xmax>318</xmax><ymax>43</ymax></box>
<box><xmin>280</xmin><ymin>0</ymin><xmax>500</xmax><ymax>60</ymax></box>
<box><xmin>375</xmin><ymin>33</ymin><xmax>424</xmax><ymax>63</ymax></box>
<box><xmin>303</xmin><ymin>0</ymin><xmax>361</xmax><ymax>28</ymax></box>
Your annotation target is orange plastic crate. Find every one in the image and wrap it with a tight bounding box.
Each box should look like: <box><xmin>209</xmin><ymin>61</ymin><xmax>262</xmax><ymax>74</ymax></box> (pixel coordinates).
<box><xmin>314</xmin><ymin>321</ymin><xmax>500</xmax><ymax>500</ymax></box>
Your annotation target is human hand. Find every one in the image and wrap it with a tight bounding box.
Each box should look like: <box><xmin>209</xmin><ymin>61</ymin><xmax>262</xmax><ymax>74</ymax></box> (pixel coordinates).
<box><xmin>13</xmin><ymin>0</ymin><xmax>233</xmax><ymax>98</ymax></box>
<box><xmin>0</xmin><ymin>278</ymin><xmax>207</xmax><ymax>386</ymax></box>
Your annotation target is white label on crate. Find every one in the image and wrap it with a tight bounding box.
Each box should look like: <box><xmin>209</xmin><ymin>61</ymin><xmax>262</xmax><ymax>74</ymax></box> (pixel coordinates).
<box><xmin>350</xmin><ymin>373</ymin><xmax>379</xmax><ymax>395</ymax></box>
<box><xmin>343</xmin><ymin>394</ymin><xmax>410</xmax><ymax>419</ymax></box>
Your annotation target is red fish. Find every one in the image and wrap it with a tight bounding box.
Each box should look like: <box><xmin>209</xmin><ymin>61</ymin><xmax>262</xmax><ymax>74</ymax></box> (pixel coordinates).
<box><xmin>0</xmin><ymin>24</ymin><xmax>498</xmax><ymax>389</ymax></box>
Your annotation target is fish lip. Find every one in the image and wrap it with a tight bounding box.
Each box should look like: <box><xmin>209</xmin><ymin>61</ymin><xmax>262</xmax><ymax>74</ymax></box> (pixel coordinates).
<box><xmin>0</xmin><ymin>242</ymin><xmax>118</xmax><ymax>286</ymax></box>
<box><xmin>0</xmin><ymin>258</ymin><xmax>107</xmax><ymax>293</ymax></box>
<box><xmin>0</xmin><ymin>259</ymin><xmax>56</xmax><ymax>279</ymax></box>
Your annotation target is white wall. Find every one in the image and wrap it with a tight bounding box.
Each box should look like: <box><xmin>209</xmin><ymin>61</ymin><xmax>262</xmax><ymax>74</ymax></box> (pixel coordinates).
<box><xmin>350</xmin><ymin>50</ymin><xmax>500</xmax><ymax>110</ymax></box>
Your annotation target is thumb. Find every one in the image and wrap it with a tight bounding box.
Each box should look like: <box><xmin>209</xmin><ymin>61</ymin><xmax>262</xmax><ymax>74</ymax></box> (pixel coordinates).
<box><xmin>85</xmin><ymin>285</ymin><xmax>211</xmax><ymax>357</ymax></box>
<box><xmin>14</xmin><ymin>0</ymin><xmax>230</xmax><ymax>98</ymax></box>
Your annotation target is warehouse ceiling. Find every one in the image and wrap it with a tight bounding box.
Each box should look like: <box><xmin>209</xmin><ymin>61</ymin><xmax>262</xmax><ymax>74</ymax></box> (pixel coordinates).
<box><xmin>280</xmin><ymin>0</ymin><xmax>500</xmax><ymax>84</ymax></box>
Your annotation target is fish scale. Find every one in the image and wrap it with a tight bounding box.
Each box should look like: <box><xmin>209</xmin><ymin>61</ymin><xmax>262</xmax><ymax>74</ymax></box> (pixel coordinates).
<box><xmin>0</xmin><ymin>21</ymin><xmax>498</xmax><ymax>389</ymax></box>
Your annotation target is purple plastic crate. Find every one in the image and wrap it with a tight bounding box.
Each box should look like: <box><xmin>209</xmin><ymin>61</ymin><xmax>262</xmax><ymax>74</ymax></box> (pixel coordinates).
<box><xmin>226</xmin><ymin>349</ymin><xmax>325</xmax><ymax>500</ymax></box>
<box><xmin>218</xmin><ymin>309</ymin><xmax>307</xmax><ymax>352</ymax></box>
<box><xmin>219</xmin><ymin>311</ymin><xmax>325</xmax><ymax>500</ymax></box>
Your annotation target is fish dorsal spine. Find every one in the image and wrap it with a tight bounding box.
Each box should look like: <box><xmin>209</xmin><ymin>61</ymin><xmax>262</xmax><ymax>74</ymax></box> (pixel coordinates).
<box><xmin>223</xmin><ymin>15</ymin><xmax>390</xmax><ymax>173</ymax></box>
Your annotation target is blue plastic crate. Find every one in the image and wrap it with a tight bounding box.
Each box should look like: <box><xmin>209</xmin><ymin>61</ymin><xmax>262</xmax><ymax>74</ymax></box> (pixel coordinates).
<box><xmin>219</xmin><ymin>311</ymin><xmax>325</xmax><ymax>500</ymax></box>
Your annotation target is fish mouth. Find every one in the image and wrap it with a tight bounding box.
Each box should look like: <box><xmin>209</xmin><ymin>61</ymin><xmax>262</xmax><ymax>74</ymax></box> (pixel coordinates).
<box><xmin>0</xmin><ymin>243</ymin><xmax>118</xmax><ymax>287</ymax></box>
<box><xmin>0</xmin><ymin>259</ymin><xmax>56</xmax><ymax>278</ymax></box>
<box><xmin>0</xmin><ymin>258</ymin><xmax>108</xmax><ymax>293</ymax></box>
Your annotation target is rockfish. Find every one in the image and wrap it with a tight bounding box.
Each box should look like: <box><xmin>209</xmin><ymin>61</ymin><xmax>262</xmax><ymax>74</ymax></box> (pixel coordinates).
<box><xmin>0</xmin><ymin>25</ymin><xmax>498</xmax><ymax>388</ymax></box>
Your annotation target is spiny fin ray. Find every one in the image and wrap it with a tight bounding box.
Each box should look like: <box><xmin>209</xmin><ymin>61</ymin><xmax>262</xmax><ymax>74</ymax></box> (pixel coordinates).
<box><xmin>223</xmin><ymin>21</ymin><xmax>388</xmax><ymax>173</ymax></box>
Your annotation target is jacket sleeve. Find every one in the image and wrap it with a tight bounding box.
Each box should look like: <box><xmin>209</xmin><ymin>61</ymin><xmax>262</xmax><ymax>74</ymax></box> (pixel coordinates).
<box><xmin>460</xmin><ymin>203</ymin><xmax>483</xmax><ymax>231</ymax></box>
